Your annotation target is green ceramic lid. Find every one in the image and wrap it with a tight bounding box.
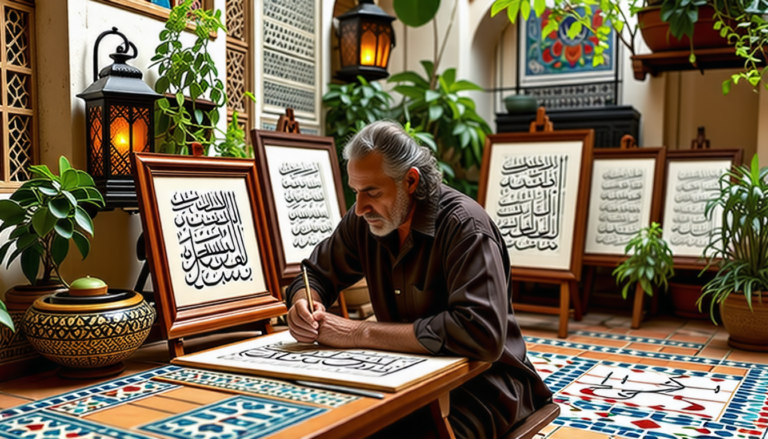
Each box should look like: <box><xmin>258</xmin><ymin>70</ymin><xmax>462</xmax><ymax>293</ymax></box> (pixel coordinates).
<box><xmin>70</xmin><ymin>275</ymin><xmax>107</xmax><ymax>290</ymax></box>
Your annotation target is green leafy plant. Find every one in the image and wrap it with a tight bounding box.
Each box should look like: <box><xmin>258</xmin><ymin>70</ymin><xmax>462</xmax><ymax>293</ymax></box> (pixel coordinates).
<box><xmin>151</xmin><ymin>0</ymin><xmax>227</xmax><ymax>155</ymax></box>
<box><xmin>0</xmin><ymin>157</ymin><xmax>104</xmax><ymax>289</ymax></box>
<box><xmin>698</xmin><ymin>154</ymin><xmax>768</xmax><ymax>321</ymax></box>
<box><xmin>212</xmin><ymin>111</ymin><xmax>251</xmax><ymax>158</ymax></box>
<box><xmin>389</xmin><ymin>63</ymin><xmax>491</xmax><ymax>198</ymax></box>
<box><xmin>612</xmin><ymin>222</ymin><xmax>675</xmax><ymax>299</ymax></box>
<box><xmin>389</xmin><ymin>0</ymin><xmax>492</xmax><ymax>199</ymax></box>
<box><xmin>322</xmin><ymin>76</ymin><xmax>396</xmax><ymax>207</ymax></box>
<box><xmin>715</xmin><ymin>0</ymin><xmax>768</xmax><ymax>93</ymax></box>
<box><xmin>0</xmin><ymin>300</ymin><xmax>13</xmax><ymax>332</ymax></box>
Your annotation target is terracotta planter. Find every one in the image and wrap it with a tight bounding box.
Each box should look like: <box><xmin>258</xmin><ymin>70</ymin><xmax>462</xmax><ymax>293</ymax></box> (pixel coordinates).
<box><xmin>23</xmin><ymin>288</ymin><xmax>155</xmax><ymax>378</ymax></box>
<box><xmin>637</xmin><ymin>6</ymin><xmax>728</xmax><ymax>52</ymax></box>
<box><xmin>720</xmin><ymin>292</ymin><xmax>768</xmax><ymax>351</ymax></box>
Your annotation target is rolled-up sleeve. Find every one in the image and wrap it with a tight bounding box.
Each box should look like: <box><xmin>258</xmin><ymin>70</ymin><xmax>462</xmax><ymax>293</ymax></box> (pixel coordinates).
<box><xmin>414</xmin><ymin>216</ymin><xmax>509</xmax><ymax>362</ymax></box>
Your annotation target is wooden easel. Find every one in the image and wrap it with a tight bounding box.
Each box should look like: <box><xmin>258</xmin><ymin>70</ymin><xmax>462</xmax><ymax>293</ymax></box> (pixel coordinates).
<box><xmin>274</xmin><ymin>108</ymin><xmax>350</xmax><ymax>319</ymax></box>
<box><xmin>510</xmin><ymin>107</ymin><xmax>582</xmax><ymax>338</ymax></box>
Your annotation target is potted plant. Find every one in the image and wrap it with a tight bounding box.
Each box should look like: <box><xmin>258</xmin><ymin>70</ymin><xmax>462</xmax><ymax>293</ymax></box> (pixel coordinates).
<box><xmin>612</xmin><ymin>222</ymin><xmax>675</xmax><ymax>328</ymax></box>
<box><xmin>698</xmin><ymin>154</ymin><xmax>768</xmax><ymax>351</ymax></box>
<box><xmin>0</xmin><ymin>156</ymin><xmax>104</xmax><ymax>288</ymax></box>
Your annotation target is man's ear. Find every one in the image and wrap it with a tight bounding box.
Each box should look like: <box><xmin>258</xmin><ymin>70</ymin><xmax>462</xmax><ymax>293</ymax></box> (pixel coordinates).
<box><xmin>404</xmin><ymin>167</ymin><xmax>420</xmax><ymax>195</ymax></box>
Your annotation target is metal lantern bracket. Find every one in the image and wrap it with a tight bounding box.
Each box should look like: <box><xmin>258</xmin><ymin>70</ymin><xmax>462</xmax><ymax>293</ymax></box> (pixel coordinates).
<box><xmin>92</xmin><ymin>27</ymin><xmax>139</xmax><ymax>83</ymax></box>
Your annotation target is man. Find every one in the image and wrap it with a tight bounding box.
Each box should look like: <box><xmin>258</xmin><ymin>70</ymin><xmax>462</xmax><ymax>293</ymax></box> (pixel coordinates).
<box><xmin>286</xmin><ymin>121</ymin><xmax>552</xmax><ymax>438</ymax></box>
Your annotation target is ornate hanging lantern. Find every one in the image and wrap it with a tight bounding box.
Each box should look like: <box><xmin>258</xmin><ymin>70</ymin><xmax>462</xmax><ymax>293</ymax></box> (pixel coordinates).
<box><xmin>336</xmin><ymin>0</ymin><xmax>396</xmax><ymax>82</ymax></box>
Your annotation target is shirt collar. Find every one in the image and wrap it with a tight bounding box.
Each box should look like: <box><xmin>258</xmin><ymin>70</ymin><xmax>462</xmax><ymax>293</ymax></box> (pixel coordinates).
<box><xmin>409</xmin><ymin>184</ymin><xmax>441</xmax><ymax>238</ymax></box>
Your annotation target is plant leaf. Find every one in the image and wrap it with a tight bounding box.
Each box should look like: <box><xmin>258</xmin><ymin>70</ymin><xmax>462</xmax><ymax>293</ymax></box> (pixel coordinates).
<box><xmin>55</xmin><ymin>218</ymin><xmax>74</xmax><ymax>239</ymax></box>
<box><xmin>393</xmin><ymin>0</ymin><xmax>441</xmax><ymax>27</ymax></box>
<box><xmin>0</xmin><ymin>302</ymin><xmax>14</xmax><ymax>332</ymax></box>
<box><xmin>72</xmin><ymin>230</ymin><xmax>91</xmax><ymax>260</ymax></box>
<box><xmin>0</xmin><ymin>200</ymin><xmax>25</xmax><ymax>224</ymax></box>
<box><xmin>20</xmin><ymin>246</ymin><xmax>41</xmax><ymax>285</ymax></box>
<box><xmin>48</xmin><ymin>197</ymin><xmax>71</xmax><ymax>219</ymax></box>
<box><xmin>74</xmin><ymin>206</ymin><xmax>94</xmax><ymax>236</ymax></box>
<box><xmin>31</xmin><ymin>206</ymin><xmax>56</xmax><ymax>237</ymax></box>
<box><xmin>51</xmin><ymin>233</ymin><xmax>69</xmax><ymax>267</ymax></box>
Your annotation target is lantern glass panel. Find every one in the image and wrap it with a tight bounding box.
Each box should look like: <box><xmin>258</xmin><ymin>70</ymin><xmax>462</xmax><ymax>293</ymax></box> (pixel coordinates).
<box><xmin>109</xmin><ymin>105</ymin><xmax>132</xmax><ymax>176</ymax></box>
<box><xmin>360</xmin><ymin>23</ymin><xmax>377</xmax><ymax>66</ymax></box>
<box><xmin>376</xmin><ymin>25</ymin><xmax>392</xmax><ymax>69</ymax></box>
<box><xmin>88</xmin><ymin>105</ymin><xmax>104</xmax><ymax>178</ymax></box>
<box><xmin>132</xmin><ymin>107</ymin><xmax>150</xmax><ymax>153</ymax></box>
<box><xmin>339</xmin><ymin>20</ymin><xmax>359</xmax><ymax>68</ymax></box>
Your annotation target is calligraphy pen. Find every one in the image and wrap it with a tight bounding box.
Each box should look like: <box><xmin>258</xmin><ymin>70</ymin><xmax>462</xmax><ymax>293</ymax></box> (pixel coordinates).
<box><xmin>301</xmin><ymin>263</ymin><xmax>315</xmax><ymax>311</ymax></box>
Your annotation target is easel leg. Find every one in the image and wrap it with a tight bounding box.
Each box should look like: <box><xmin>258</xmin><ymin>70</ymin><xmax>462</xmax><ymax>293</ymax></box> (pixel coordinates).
<box><xmin>430</xmin><ymin>393</ymin><xmax>455</xmax><ymax>439</ymax></box>
<box><xmin>255</xmin><ymin>320</ymin><xmax>275</xmax><ymax>335</ymax></box>
<box><xmin>168</xmin><ymin>338</ymin><xmax>184</xmax><ymax>359</ymax></box>
<box><xmin>558</xmin><ymin>282</ymin><xmax>569</xmax><ymax>338</ymax></box>
<box><xmin>581</xmin><ymin>265</ymin><xmax>596</xmax><ymax>315</ymax></box>
<box><xmin>631</xmin><ymin>284</ymin><xmax>645</xmax><ymax>329</ymax></box>
<box><xmin>569</xmin><ymin>280</ymin><xmax>582</xmax><ymax>321</ymax></box>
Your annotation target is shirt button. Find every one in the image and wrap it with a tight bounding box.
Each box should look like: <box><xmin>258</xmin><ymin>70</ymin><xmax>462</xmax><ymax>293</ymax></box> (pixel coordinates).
<box><xmin>394</xmin><ymin>289</ymin><xmax>401</xmax><ymax>295</ymax></box>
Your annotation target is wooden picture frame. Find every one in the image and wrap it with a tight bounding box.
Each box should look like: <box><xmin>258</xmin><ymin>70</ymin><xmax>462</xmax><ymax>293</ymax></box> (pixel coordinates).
<box><xmin>478</xmin><ymin>130</ymin><xmax>594</xmax><ymax>281</ymax></box>
<box><xmin>250</xmin><ymin>130</ymin><xmax>346</xmax><ymax>286</ymax></box>
<box><xmin>583</xmin><ymin>147</ymin><xmax>667</xmax><ymax>266</ymax></box>
<box><xmin>661</xmin><ymin>149</ymin><xmax>743</xmax><ymax>270</ymax></box>
<box><xmin>132</xmin><ymin>153</ymin><xmax>286</xmax><ymax>345</ymax></box>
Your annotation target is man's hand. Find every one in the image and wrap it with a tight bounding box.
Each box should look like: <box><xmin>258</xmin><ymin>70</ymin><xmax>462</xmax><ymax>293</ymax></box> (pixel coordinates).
<box><xmin>287</xmin><ymin>297</ymin><xmax>325</xmax><ymax>343</ymax></box>
<box><xmin>315</xmin><ymin>312</ymin><xmax>361</xmax><ymax>348</ymax></box>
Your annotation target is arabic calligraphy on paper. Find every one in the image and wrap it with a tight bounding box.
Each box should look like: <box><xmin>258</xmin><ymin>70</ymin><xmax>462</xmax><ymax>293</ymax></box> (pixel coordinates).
<box><xmin>669</xmin><ymin>168</ymin><xmax>721</xmax><ymax>249</ymax></box>
<box><xmin>172</xmin><ymin>190</ymin><xmax>253</xmax><ymax>290</ymax></box>
<box><xmin>494</xmin><ymin>155</ymin><xmax>567</xmax><ymax>252</ymax></box>
<box><xmin>221</xmin><ymin>342</ymin><xmax>426</xmax><ymax>377</ymax></box>
<box><xmin>279</xmin><ymin>162</ymin><xmax>334</xmax><ymax>250</ymax></box>
<box><xmin>594</xmin><ymin>167</ymin><xmax>646</xmax><ymax>247</ymax></box>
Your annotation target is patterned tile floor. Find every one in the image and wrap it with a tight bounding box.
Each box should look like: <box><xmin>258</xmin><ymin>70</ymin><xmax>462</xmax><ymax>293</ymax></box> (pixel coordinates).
<box><xmin>517</xmin><ymin>311</ymin><xmax>768</xmax><ymax>439</ymax></box>
<box><xmin>0</xmin><ymin>312</ymin><xmax>767</xmax><ymax>438</ymax></box>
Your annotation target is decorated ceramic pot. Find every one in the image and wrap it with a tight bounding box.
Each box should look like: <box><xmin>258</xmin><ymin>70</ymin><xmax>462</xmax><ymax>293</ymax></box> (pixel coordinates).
<box><xmin>22</xmin><ymin>277</ymin><xmax>155</xmax><ymax>378</ymax></box>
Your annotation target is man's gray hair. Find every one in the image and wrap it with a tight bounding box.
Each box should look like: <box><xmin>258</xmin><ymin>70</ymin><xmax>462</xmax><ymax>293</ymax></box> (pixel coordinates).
<box><xmin>342</xmin><ymin>121</ymin><xmax>441</xmax><ymax>200</ymax></box>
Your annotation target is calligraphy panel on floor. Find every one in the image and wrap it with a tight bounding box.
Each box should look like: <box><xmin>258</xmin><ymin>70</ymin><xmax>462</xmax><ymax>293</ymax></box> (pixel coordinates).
<box><xmin>661</xmin><ymin>149</ymin><xmax>743</xmax><ymax>269</ymax></box>
<box><xmin>251</xmin><ymin>130</ymin><xmax>345</xmax><ymax>285</ymax></box>
<box><xmin>478</xmin><ymin>130</ymin><xmax>594</xmax><ymax>280</ymax></box>
<box><xmin>132</xmin><ymin>153</ymin><xmax>286</xmax><ymax>342</ymax></box>
<box><xmin>583</xmin><ymin>147</ymin><xmax>666</xmax><ymax>266</ymax></box>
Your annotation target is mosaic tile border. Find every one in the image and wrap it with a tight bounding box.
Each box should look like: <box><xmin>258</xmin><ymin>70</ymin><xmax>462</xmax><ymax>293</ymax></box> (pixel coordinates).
<box><xmin>0</xmin><ymin>365</ymin><xmax>182</xmax><ymax>420</ymax></box>
<box><xmin>571</xmin><ymin>330</ymin><xmax>706</xmax><ymax>349</ymax></box>
<box><xmin>0</xmin><ymin>410</ymin><xmax>154</xmax><ymax>439</ymax></box>
<box><xmin>526</xmin><ymin>336</ymin><xmax>766</xmax><ymax>369</ymax></box>
<box><xmin>139</xmin><ymin>395</ymin><xmax>327</xmax><ymax>439</ymax></box>
<box><xmin>155</xmin><ymin>368</ymin><xmax>357</xmax><ymax>408</ymax></box>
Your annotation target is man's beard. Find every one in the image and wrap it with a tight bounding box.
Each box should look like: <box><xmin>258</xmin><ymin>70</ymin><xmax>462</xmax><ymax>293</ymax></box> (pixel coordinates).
<box><xmin>365</xmin><ymin>185</ymin><xmax>410</xmax><ymax>237</ymax></box>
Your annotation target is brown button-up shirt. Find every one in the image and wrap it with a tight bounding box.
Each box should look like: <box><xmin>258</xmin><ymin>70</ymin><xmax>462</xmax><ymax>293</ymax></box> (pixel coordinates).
<box><xmin>287</xmin><ymin>184</ymin><xmax>552</xmax><ymax>436</ymax></box>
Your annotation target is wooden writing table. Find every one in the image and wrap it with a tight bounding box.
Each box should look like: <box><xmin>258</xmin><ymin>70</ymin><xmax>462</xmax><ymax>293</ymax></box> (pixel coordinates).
<box><xmin>0</xmin><ymin>333</ymin><xmax>490</xmax><ymax>439</ymax></box>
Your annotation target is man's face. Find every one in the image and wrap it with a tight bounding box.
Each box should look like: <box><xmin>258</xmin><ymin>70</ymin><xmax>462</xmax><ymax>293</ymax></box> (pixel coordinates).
<box><xmin>347</xmin><ymin>152</ymin><xmax>411</xmax><ymax>237</ymax></box>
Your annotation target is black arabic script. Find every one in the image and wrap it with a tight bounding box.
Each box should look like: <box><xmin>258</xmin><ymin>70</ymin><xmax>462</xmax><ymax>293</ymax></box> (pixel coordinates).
<box><xmin>172</xmin><ymin>190</ymin><xmax>253</xmax><ymax>289</ymax></box>
<box><xmin>495</xmin><ymin>155</ymin><xmax>567</xmax><ymax>251</ymax></box>
<box><xmin>594</xmin><ymin>167</ymin><xmax>645</xmax><ymax>246</ymax></box>
<box><xmin>280</xmin><ymin>162</ymin><xmax>334</xmax><ymax>249</ymax></box>
<box><xmin>669</xmin><ymin>168</ymin><xmax>721</xmax><ymax>248</ymax></box>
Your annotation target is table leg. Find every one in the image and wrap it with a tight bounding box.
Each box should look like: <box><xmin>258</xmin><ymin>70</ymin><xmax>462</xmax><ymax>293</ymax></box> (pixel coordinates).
<box><xmin>430</xmin><ymin>393</ymin><xmax>455</xmax><ymax>439</ymax></box>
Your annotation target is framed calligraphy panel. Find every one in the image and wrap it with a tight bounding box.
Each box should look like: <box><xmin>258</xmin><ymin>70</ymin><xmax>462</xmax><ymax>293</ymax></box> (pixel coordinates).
<box><xmin>478</xmin><ymin>130</ymin><xmax>594</xmax><ymax>281</ymax></box>
<box><xmin>251</xmin><ymin>130</ymin><xmax>345</xmax><ymax>285</ymax></box>
<box><xmin>583</xmin><ymin>147</ymin><xmax>667</xmax><ymax>266</ymax></box>
<box><xmin>661</xmin><ymin>149</ymin><xmax>743</xmax><ymax>269</ymax></box>
<box><xmin>132</xmin><ymin>153</ymin><xmax>286</xmax><ymax>344</ymax></box>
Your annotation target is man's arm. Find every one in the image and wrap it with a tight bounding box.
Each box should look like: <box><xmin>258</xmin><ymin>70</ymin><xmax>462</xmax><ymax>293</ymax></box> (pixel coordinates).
<box><xmin>315</xmin><ymin>312</ymin><xmax>430</xmax><ymax>354</ymax></box>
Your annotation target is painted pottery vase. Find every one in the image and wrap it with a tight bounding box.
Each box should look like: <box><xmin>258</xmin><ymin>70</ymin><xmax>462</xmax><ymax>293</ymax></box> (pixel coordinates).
<box><xmin>22</xmin><ymin>279</ymin><xmax>156</xmax><ymax>378</ymax></box>
<box><xmin>720</xmin><ymin>292</ymin><xmax>768</xmax><ymax>352</ymax></box>
<box><xmin>0</xmin><ymin>282</ymin><xmax>68</xmax><ymax>375</ymax></box>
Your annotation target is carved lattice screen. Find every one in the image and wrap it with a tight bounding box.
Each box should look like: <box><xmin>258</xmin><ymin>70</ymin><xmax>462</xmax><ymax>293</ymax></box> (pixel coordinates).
<box><xmin>225</xmin><ymin>0</ymin><xmax>251</xmax><ymax>131</ymax></box>
<box><xmin>260</xmin><ymin>0</ymin><xmax>320</xmax><ymax>133</ymax></box>
<box><xmin>0</xmin><ymin>0</ymin><xmax>36</xmax><ymax>189</ymax></box>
